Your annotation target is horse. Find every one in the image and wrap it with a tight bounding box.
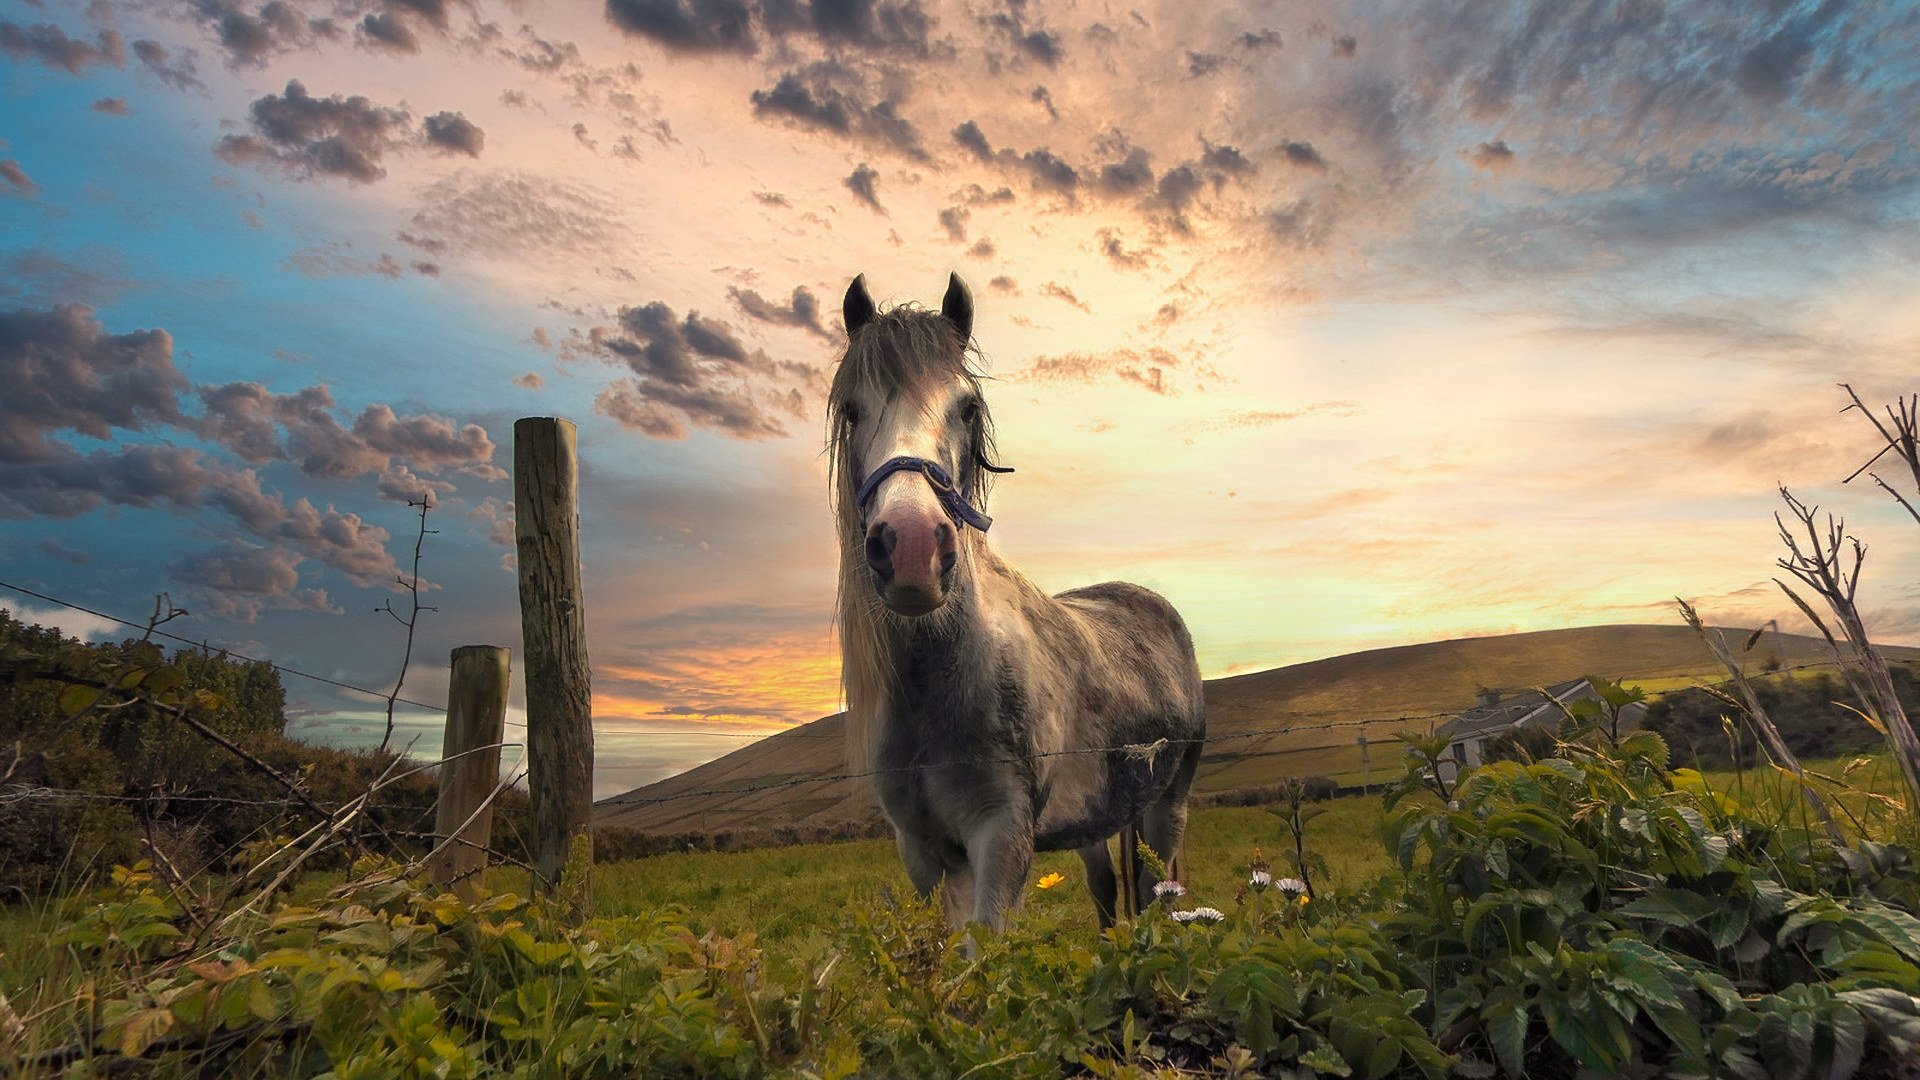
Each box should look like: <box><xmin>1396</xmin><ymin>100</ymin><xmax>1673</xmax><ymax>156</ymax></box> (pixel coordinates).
<box><xmin>827</xmin><ymin>271</ymin><xmax>1207</xmax><ymax>933</ymax></box>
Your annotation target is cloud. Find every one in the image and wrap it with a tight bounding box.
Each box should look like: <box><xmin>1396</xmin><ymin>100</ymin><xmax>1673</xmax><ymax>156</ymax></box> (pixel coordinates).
<box><xmin>90</xmin><ymin>96</ymin><xmax>129</xmax><ymax>115</ymax></box>
<box><xmin>131</xmin><ymin>39</ymin><xmax>204</xmax><ymax>90</ymax></box>
<box><xmin>952</xmin><ymin>119</ymin><xmax>993</xmax><ymax>162</ymax></box>
<box><xmin>423</xmin><ymin>111</ymin><xmax>485</xmax><ymax>157</ymax></box>
<box><xmin>215</xmin><ymin>80</ymin><xmax>413</xmax><ymax>184</ymax></box>
<box><xmin>170</xmin><ymin>541</ymin><xmax>341</xmax><ymax>622</ymax></box>
<box><xmin>285</xmin><ymin>245</ymin><xmax>412</xmax><ymax>278</ymax></box>
<box><xmin>190</xmin><ymin>0</ymin><xmax>341</xmax><ymax>67</ymax></box>
<box><xmin>38</xmin><ymin>538</ymin><xmax>90</xmax><ymax>564</ymax></box>
<box><xmin>1207</xmin><ymin>401</ymin><xmax>1361</xmax><ymax>430</ymax></box>
<box><xmin>728</xmin><ymin>284</ymin><xmax>833</xmax><ymax>339</ymax></box>
<box><xmin>0</xmin><ymin>20</ymin><xmax>124</xmax><ymax>73</ymax></box>
<box><xmin>748</xmin><ymin>62</ymin><xmax>927</xmax><ymax>160</ymax></box>
<box><xmin>1266</xmin><ymin>198</ymin><xmax>1335</xmax><ymax>249</ymax></box>
<box><xmin>1098</xmin><ymin>229</ymin><xmax>1152</xmax><ymax>270</ymax></box>
<box><xmin>1038</xmin><ymin>281</ymin><xmax>1089</xmax><ymax>312</ymax></box>
<box><xmin>0</xmin><ymin>303</ymin><xmax>506</xmax><ymax>613</ymax></box>
<box><xmin>1278</xmin><ymin>140</ymin><xmax>1327</xmax><ymax>171</ymax></box>
<box><xmin>0</xmin><ymin>305</ymin><xmax>187</xmax><ymax>465</ymax></box>
<box><xmin>604</xmin><ymin>0</ymin><xmax>756</xmax><ymax>55</ymax></box>
<box><xmin>1012</xmin><ymin>346</ymin><xmax>1197</xmax><ymax>395</ymax></box>
<box><xmin>937</xmin><ymin>205</ymin><xmax>968</xmax><ymax>241</ymax></box>
<box><xmin>0</xmin><ymin>161</ymin><xmax>40</xmax><ymax>197</ymax></box>
<box><xmin>577</xmin><ymin>299</ymin><xmax>819</xmax><ymax>441</ymax></box>
<box><xmin>0</xmin><ymin>602</ymin><xmax>120</xmax><ymax>642</ymax></box>
<box><xmin>1468</xmin><ymin>138</ymin><xmax>1515</xmax><ymax>170</ymax></box>
<box><xmin>194</xmin><ymin>381</ymin><xmax>505</xmax><ymax>483</ymax></box>
<box><xmin>404</xmin><ymin>171</ymin><xmax>624</xmax><ymax>259</ymax></box>
<box><xmin>514</xmin><ymin>372</ymin><xmax>544</xmax><ymax>389</ymax></box>
<box><xmin>844</xmin><ymin>162</ymin><xmax>884</xmax><ymax>213</ymax></box>
<box><xmin>1187</xmin><ymin>51</ymin><xmax>1225</xmax><ymax>77</ymax></box>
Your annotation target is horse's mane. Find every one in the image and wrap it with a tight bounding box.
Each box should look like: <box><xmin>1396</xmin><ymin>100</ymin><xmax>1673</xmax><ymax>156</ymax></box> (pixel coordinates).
<box><xmin>825</xmin><ymin>303</ymin><xmax>1003</xmax><ymax>770</ymax></box>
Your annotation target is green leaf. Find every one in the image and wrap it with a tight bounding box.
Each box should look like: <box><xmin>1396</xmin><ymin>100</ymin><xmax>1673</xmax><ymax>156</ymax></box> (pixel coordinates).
<box><xmin>1485</xmin><ymin>1002</ymin><xmax>1528</xmax><ymax>1077</ymax></box>
<box><xmin>118</xmin><ymin>1006</ymin><xmax>174</xmax><ymax>1057</ymax></box>
<box><xmin>58</xmin><ymin>682</ymin><xmax>105</xmax><ymax>717</ymax></box>
<box><xmin>1848</xmin><ymin>902</ymin><xmax>1920</xmax><ymax>965</ymax></box>
<box><xmin>1838</xmin><ymin>988</ymin><xmax>1920</xmax><ymax>1044</ymax></box>
<box><xmin>1620</xmin><ymin>888</ymin><xmax>1719</xmax><ymax>929</ymax></box>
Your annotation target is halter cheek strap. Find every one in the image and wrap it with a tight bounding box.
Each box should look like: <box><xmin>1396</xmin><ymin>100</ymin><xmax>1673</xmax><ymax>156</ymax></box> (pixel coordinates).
<box><xmin>855</xmin><ymin>452</ymin><xmax>1012</xmax><ymax>532</ymax></box>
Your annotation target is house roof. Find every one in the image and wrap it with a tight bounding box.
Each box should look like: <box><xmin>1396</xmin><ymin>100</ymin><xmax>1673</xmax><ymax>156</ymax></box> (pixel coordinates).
<box><xmin>1440</xmin><ymin>677</ymin><xmax>1593</xmax><ymax>742</ymax></box>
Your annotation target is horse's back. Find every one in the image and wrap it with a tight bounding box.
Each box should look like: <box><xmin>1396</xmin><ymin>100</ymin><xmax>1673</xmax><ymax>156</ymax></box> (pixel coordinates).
<box><xmin>1052</xmin><ymin>580</ymin><xmax>1205</xmax><ymax>725</ymax></box>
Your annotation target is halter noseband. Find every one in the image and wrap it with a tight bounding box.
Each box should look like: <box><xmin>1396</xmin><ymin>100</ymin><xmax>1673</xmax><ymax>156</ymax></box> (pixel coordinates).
<box><xmin>854</xmin><ymin>450</ymin><xmax>1014</xmax><ymax>532</ymax></box>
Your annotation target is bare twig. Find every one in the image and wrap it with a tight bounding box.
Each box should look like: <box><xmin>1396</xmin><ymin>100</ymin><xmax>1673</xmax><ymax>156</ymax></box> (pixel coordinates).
<box><xmin>1677</xmin><ymin>599</ymin><xmax>1844</xmax><ymax>844</ymax></box>
<box><xmin>1774</xmin><ymin>486</ymin><xmax>1920</xmax><ymax>811</ymax></box>
<box><xmin>1839</xmin><ymin>383</ymin><xmax>1920</xmax><ymax>496</ymax></box>
<box><xmin>378</xmin><ymin>498</ymin><xmax>438</xmax><ymax>754</ymax></box>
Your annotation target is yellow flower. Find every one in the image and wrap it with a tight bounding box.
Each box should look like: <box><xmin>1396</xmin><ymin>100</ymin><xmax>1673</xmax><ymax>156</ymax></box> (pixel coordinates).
<box><xmin>1297</xmin><ymin>894</ymin><xmax>1310</xmax><ymax>906</ymax></box>
<box><xmin>1036</xmin><ymin>872</ymin><xmax>1066</xmax><ymax>890</ymax></box>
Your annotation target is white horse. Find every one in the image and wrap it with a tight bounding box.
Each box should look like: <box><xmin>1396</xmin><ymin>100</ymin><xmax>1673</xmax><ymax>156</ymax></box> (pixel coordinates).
<box><xmin>827</xmin><ymin>272</ymin><xmax>1206</xmax><ymax>931</ymax></box>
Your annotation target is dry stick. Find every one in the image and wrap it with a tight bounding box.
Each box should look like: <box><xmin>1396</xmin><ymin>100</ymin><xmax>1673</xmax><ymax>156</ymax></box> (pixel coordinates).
<box><xmin>1775</xmin><ymin>487</ymin><xmax>1920</xmax><ymax>812</ymax></box>
<box><xmin>1840</xmin><ymin>384</ymin><xmax>1920</xmax><ymax>495</ymax></box>
<box><xmin>1677</xmin><ymin>599</ymin><xmax>1845</xmax><ymax>845</ymax></box>
<box><xmin>378</xmin><ymin>498</ymin><xmax>438</xmax><ymax>755</ymax></box>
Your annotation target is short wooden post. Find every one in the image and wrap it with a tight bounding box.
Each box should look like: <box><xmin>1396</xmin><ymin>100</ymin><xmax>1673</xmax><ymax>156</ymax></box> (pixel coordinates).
<box><xmin>515</xmin><ymin>417</ymin><xmax>594</xmax><ymax>903</ymax></box>
<box><xmin>432</xmin><ymin>646</ymin><xmax>509</xmax><ymax>900</ymax></box>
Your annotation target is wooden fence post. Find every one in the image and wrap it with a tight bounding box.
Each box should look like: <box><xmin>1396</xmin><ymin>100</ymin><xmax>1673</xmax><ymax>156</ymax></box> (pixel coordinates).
<box><xmin>515</xmin><ymin>417</ymin><xmax>595</xmax><ymax>904</ymax></box>
<box><xmin>432</xmin><ymin>645</ymin><xmax>509</xmax><ymax>900</ymax></box>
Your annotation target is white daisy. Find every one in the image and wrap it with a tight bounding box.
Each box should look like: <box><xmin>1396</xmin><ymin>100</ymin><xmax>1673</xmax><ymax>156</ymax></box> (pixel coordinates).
<box><xmin>1169</xmin><ymin>906</ymin><xmax>1226</xmax><ymax>925</ymax></box>
<box><xmin>1249</xmin><ymin>870</ymin><xmax>1272</xmax><ymax>890</ymax></box>
<box><xmin>1153</xmin><ymin>879</ymin><xmax>1186</xmax><ymax>899</ymax></box>
<box><xmin>1275</xmin><ymin>877</ymin><xmax>1308</xmax><ymax>897</ymax></box>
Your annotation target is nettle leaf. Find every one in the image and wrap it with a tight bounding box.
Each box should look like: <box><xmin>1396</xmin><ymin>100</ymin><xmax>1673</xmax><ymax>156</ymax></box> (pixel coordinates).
<box><xmin>1620</xmin><ymin>888</ymin><xmax>1719</xmax><ymax>930</ymax></box>
<box><xmin>1847</xmin><ymin>902</ymin><xmax>1920</xmax><ymax>965</ymax></box>
<box><xmin>1485</xmin><ymin>1002</ymin><xmax>1529</xmax><ymax>1077</ymax></box>
<box><xmin>1839</xmin><ymin>988</ymin><xmax>1920</xmax><ymax>1044</ymax></box>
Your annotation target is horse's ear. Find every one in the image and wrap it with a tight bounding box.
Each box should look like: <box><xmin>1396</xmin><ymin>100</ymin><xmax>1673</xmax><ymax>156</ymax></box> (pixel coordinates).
<box><xmin>844</xmin><ymin>274</ymin><xmax>876</xmax><ymax>338</ymax></box>
<box><xmin>941</xmin><ymin>272</ymin><xmax>973</xmax><ymax>343</ymax></box>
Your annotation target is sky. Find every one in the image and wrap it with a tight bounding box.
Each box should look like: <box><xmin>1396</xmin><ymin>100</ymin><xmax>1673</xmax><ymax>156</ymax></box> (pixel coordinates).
<box><xmin>2</xmin><ymin>0</ymin><xmax>1918</xmax><ymax>799</ymax></box>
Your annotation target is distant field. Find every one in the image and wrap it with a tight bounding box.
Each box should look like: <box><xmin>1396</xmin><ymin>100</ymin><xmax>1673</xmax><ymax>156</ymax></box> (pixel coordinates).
<box><xmin>597</xmin><ymin>623</ymin><xmax>1920</xmax><ymax>836</ymax></box>
<box><xmin>587</xmin><ymin>795</ymin><xmax>1402</xmax><ymax>951</ymax></box>
<box><xmin>582</xmin><ymin>749</ymin><xmax>1912</xmax><ymax>952</ymax></box>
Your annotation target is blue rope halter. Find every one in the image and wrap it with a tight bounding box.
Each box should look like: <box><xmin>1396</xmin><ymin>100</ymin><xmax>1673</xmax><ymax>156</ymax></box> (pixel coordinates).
<box><xmin>854</xmin><ymin>450</ymin><xmax>1014</xmax><ymax>532</ymax></box>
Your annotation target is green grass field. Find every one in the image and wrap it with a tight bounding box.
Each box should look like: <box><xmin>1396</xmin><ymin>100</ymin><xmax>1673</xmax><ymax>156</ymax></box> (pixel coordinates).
<box><xmin>582</xmin><ymin>747</ymin><xmax>1915</xmax><ymax>952</ymax></box>
<box><xmin>588</xmin><ymin>795</ymin><xmax>1401</xmax><ymax>951</ymax></box>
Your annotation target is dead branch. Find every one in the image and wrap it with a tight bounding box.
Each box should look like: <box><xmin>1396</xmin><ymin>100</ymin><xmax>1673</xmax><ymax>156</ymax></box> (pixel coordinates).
<box><xmin>1840</xmin><ymin>383</ymin><xmax>1920</xmax><ymax>496</ymax></box>
<box><xmin>1677</xmin><ymin>599</ymin><xmax>1844</xmax><ymax>844</ymax></box>
<box><xmin>1774</xmin><ymin>486</ymin><xmax>1920</xmax><ymax>812</ymax></box>
<box><xmin>378</xmin><ymin>497</ymin><xmax>437</xmax><ymax>755</ymax></box>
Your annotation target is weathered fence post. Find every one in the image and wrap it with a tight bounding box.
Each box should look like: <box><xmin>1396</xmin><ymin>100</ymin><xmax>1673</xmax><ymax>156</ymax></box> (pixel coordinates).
<box><xmin>432</xmin><ymin>645</ymin><xmax>509</xmax><ymax>900</ymax></box>
<box><xmin>515</xmin><ymin>417</ymin><xmax>594</xmax><ymax>905</ymax></box>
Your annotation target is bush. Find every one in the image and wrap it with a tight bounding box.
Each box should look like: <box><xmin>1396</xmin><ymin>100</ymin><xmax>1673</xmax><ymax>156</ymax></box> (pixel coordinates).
<box><xmin>14</xmin><ymin>679</ymin><xmax>1920</xmax><ymax>1078</ymax></box>
<box><xmin>1643</xmin><ymin>668</ymin><xmax>1918</xmax><ymax>769</ymax></box>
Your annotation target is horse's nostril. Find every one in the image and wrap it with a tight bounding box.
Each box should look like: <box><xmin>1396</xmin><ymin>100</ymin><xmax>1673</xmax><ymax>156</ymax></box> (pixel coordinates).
<box><xmin>935</xmin><ymin>522</ymin><xmax>954</xmax><ymax>549</ymax></box>
<box><xmin>865</xmin><ymin>522</ymin><xmax>896</xmax><ymax>579</ymax></box>
<box><xmin>940</xmin><ymin>549</ymin><xmax>957</xmax><ymax>576</ymax></box>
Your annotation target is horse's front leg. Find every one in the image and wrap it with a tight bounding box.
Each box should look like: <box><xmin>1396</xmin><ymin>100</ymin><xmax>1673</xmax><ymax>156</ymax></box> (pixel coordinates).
<box><xmin>963</xmin><ymin>807</ymin><xmax>1034</xmax><ymax>933</ymax></box>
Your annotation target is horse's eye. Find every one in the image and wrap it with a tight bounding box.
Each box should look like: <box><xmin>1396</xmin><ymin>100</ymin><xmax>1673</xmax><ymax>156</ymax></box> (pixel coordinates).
<box><xmin>960</xmin><ymin>398</ymin><xmax>980</xmax><ymax>425</ymax></box>
<box><xmin>840</xmin><ymin>403</ymin><xmax>860</xmax><ymax>427</ymax></box>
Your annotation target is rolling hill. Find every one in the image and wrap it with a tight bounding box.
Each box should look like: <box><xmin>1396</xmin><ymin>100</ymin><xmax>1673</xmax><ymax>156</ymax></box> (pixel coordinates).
<box><xmin>594</xmin><ymin>623</ymin><xmax>1920</xmax><ymax>835</ymax></box>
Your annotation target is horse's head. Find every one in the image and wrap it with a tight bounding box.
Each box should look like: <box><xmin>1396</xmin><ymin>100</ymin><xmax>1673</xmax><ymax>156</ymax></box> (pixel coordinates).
<box><xmin>828</xmin><ymin>272</ymin><xmax>1007</xmax><ymax>619</ymax></box>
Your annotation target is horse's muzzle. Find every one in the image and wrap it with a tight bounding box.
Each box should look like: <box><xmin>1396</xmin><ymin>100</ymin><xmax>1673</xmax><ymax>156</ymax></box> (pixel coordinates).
<box><xmin>866</xmin><ymin>514</ymin><xmax>957</xmax><ymax>616</ymax></box>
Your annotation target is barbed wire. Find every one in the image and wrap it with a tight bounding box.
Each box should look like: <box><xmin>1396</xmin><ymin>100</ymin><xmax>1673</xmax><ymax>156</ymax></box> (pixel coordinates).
<box><xmin>6</xmin><ymin>573</ymin><xmax>1903</xmax><ymax>820</ymax></box>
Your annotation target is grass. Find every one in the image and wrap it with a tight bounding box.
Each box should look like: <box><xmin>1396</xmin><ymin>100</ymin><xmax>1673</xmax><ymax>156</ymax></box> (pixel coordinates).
<box><xmin>586</xmin><ymin>795</ymin><xmax>1401</xmax><ymax>951</ymax></box>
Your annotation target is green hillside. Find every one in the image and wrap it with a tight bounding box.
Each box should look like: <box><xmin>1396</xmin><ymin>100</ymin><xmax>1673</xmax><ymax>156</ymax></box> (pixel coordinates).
<box><xmin>594</xmin><ymin>623</ymin><xmax>1920</xmax><ymax>835</ymax></box>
